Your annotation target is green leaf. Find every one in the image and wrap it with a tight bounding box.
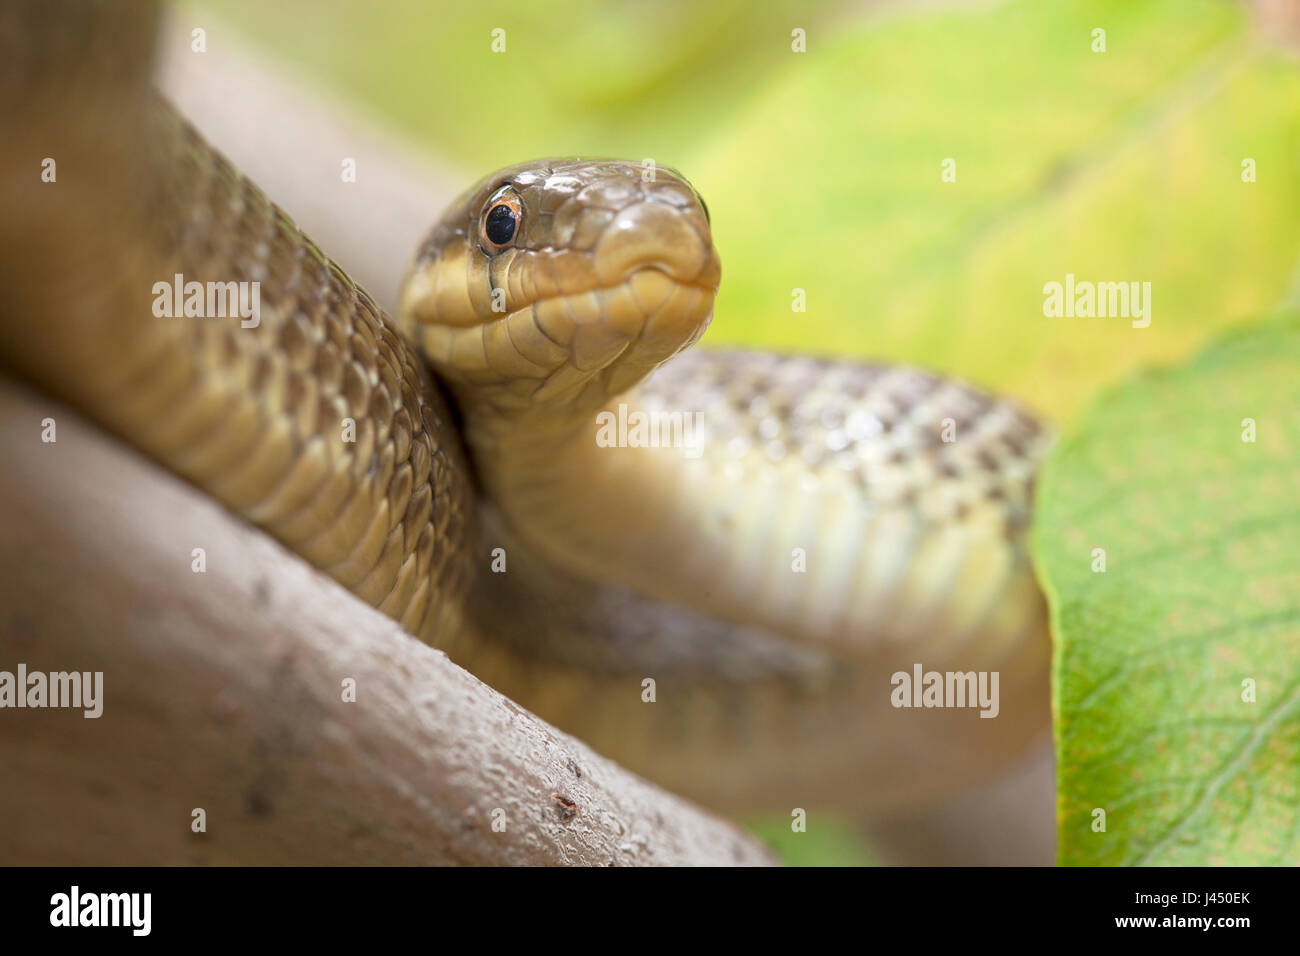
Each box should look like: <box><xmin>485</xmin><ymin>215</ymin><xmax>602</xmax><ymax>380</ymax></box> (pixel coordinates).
<box><xmin>1033</xmin><ymin>314</ymin><xmax>1300</xmax><ymax>865</ymax></box>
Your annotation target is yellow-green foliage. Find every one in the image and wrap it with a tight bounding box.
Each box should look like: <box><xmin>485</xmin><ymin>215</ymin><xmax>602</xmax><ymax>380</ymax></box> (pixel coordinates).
<box><xmin>198</xmin><ymin>0</ymin><xmax>1300</xmax><ymax>427</ymax></box>
<box><xmin>1034</xmin><ymin>313</ymin><xmax>1300</xmax><ymax>865</ymax></box>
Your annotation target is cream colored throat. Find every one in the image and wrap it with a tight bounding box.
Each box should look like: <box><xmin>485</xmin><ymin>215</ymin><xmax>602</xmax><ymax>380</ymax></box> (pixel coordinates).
<box><xmin>474</xmin><ymin>392</ymin><xmax>726</xmax><ymax>605</ymax></box>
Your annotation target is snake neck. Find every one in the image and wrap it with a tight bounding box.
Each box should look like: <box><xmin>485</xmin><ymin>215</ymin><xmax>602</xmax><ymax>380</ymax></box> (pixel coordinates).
<box><xmin>460</xmin><ymin>383</ymin><xmax>863</xmax><ymax>651</ymax></box>
<box><xmin>455</xmin><ymin>352</ymin><xmax>1053</xmax><ymax>667</ymax></box>
<box><xmin>462</xmin><ymin>388</ymin><xmax>715</xmax><ymax>604</ymax></box>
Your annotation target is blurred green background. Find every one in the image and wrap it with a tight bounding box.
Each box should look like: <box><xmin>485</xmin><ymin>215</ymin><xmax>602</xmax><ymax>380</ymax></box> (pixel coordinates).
<box><xmin>191</xmin><ymin>0</ymin><xmax>1300</xmax><ymax>430</ymax></box>
<box><xmin>189</xmin><ymin>0</ymin><xmax>1300</xmax><ymax>863</ymax></box>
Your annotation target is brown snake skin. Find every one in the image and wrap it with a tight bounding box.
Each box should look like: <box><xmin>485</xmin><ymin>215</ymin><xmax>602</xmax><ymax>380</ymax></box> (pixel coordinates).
<box><xmin>0</xmin><ymin>3</ymin><xmax>1052</xmax><ymax>813</ymax></box>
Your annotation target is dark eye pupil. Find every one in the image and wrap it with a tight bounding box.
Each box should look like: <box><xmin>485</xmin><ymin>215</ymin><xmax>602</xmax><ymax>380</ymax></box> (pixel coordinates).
<box><xmin>485</xmin><ymin>204</ymin><xmax>517</xmax><ymax>245</ymax></box>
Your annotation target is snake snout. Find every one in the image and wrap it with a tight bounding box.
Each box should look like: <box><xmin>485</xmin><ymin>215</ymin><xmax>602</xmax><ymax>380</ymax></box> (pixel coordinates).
<box><xmin>594</xmin><ymin>199</ymin><xmax>720</xmax><ymax>291</ymax></box>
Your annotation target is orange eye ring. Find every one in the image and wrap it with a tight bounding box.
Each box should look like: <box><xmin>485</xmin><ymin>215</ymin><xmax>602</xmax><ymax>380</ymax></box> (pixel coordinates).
<box><xmin>480</xmin><ymin>185</ymin><xmax>522</xmax><ymax>252</ymax></box>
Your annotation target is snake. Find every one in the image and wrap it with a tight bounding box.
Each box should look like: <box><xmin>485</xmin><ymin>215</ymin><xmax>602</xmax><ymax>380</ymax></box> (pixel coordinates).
<box><xmin>1</xmin><ymin>2</ymin><xmax>1051</xmax><ymax>816</ymax></box>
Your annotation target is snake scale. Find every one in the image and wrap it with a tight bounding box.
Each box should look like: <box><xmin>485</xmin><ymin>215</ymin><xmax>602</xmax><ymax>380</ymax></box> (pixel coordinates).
<box><xmin>1</xmin><ymin>3</ymin><xmax>1051</xmax><ymax>814</ymax></box>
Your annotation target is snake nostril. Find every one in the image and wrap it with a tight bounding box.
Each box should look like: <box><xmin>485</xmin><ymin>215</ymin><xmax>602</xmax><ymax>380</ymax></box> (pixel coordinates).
<box><xmin>594</xmin><ymin>201</ymin><xmax>708</xmax><ymax>287</ymax></box>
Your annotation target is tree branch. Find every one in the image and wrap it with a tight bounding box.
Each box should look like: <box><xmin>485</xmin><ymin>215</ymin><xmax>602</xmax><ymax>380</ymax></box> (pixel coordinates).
<box><xmin>0</xmin><ymin>381</ymin><xmax>775</xmax><ymax>865</ymax></box>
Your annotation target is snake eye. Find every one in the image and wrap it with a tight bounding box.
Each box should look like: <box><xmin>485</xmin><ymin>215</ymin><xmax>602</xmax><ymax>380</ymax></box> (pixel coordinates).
<box><xmin>480</xmin><ymin>185</ymin><xmax>522</xmax><ymax>251</ymax></box>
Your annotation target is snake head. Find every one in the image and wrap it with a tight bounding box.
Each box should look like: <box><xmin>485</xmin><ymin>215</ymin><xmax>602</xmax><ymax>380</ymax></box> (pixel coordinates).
<box><xmin>398</xmin><ymin>158</ymin><xmax>720</xmax><ymax>427</ymax></box>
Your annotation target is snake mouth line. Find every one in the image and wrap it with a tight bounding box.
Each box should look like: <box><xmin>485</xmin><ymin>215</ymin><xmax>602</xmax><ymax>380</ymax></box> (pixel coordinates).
<box><xmin>498</xmin><ymin>269</ymin><xmax>716</xmax><ymax>392</ymax></box>
<box><xmin>405</xmin><ymin>262</ymin><xmax>717</xmax><ymax>407</ymax></box>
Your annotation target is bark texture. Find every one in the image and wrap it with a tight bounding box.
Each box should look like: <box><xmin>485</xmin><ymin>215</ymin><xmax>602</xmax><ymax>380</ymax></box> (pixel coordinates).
<box><xmin>0</xmin><ymin>382</ymin><xmax>774</xmax><ymax>866</ymax></box>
